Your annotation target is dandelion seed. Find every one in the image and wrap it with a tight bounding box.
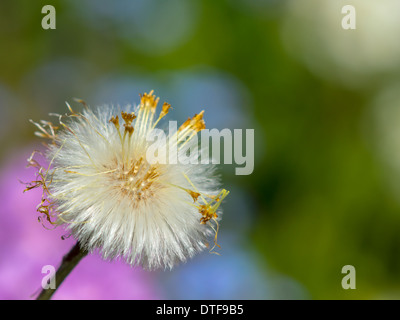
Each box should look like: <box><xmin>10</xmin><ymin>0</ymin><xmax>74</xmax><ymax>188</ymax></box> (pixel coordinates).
<box><xmin>26</xmin><ymin>90</ymin><xmax>229</xmax><ymax>270</ymax></box>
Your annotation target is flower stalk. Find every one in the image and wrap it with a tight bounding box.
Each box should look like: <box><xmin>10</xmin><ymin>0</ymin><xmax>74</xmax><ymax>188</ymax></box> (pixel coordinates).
<box><xmin>36</xmin><ymin>242</ymin><xmax>88</xmax><ymax>300</ymax></box>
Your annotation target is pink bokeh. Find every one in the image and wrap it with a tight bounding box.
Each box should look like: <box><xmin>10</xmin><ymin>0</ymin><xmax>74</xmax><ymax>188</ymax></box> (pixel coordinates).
<box><xmin>0</xmin><ymin>145</ymin><xmax>161</xmax><ymax>300</ymax></box>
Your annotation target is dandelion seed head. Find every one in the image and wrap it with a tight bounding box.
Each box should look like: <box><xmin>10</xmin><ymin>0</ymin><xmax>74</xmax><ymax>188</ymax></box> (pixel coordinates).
<box><xmin>25</xmin><ymin>90</ymin><xmax>229</xmax><ymax>270</ymax></box>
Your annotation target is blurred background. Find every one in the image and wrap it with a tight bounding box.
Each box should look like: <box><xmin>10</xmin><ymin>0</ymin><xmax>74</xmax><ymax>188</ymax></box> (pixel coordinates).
<box><xmin>1</xmin><ymin>0</ymin><xmax>400</xmax><ymax>299</ymax></box>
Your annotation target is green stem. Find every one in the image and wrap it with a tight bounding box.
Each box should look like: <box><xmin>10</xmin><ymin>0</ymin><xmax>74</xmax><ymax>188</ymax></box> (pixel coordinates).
<box><xmin>36</xmin><ymin>242</ymin><xmax>88</xmax><ymax>300</ymax></box>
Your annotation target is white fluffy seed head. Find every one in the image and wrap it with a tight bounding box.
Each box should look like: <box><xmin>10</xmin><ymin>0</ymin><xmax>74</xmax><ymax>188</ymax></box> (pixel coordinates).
<box><xmin>26</xmin><ymin>91</ymin><xmax>229</xmax><ymax>270</ymax></box>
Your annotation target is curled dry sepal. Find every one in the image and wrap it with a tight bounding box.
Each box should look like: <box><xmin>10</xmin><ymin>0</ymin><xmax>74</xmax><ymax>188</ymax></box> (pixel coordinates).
<box><xmin>23</xmin><ymin>90</ymin><xmax>229</xmax><ymax>270</ymax></box>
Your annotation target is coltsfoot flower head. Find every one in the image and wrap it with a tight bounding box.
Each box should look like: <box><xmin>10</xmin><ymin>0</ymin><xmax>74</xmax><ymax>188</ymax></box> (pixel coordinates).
<box><xmin>24</xmin><ymin>90</ymin><xmax>229</xmax><ymax>270</ymax></box>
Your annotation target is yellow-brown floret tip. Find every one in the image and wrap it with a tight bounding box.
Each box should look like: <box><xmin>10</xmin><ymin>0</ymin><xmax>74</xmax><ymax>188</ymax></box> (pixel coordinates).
<box><xmin>193</xmin><ymin>110</ymin><xmax>206</xmax><ymax>132</ymax></box>
<box><xmin>187</xmin><ymin>190</ymin><xmax>201</xmax><ymax>203</ymax></box>
<box><xmin>178</xmin><ymin>110</ymin><xmax>206</xmax><ymax>133</ymax></box>
<box><xmin>109</xmin><ymin>115</ymin><xmax>120</xmax><ymax>129</ymax></box>
<box><xmin>121</xmin><ymin>111</ymin><xmax>136</xmax><ymax>125</ymax></box>
<box><xmin>140</xmin><ymin>90</ymin><xmax>160</xmax><ymax>113</ymax></box>
<box><xmin>160</xmin><ymin>102</ymin><xmax>172</xmax><ymax>117</ymax></box>
<box><xmin>199</xmin><ymin>204</ymin><xmax>219</xmax><ymax>224</ymax></box>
